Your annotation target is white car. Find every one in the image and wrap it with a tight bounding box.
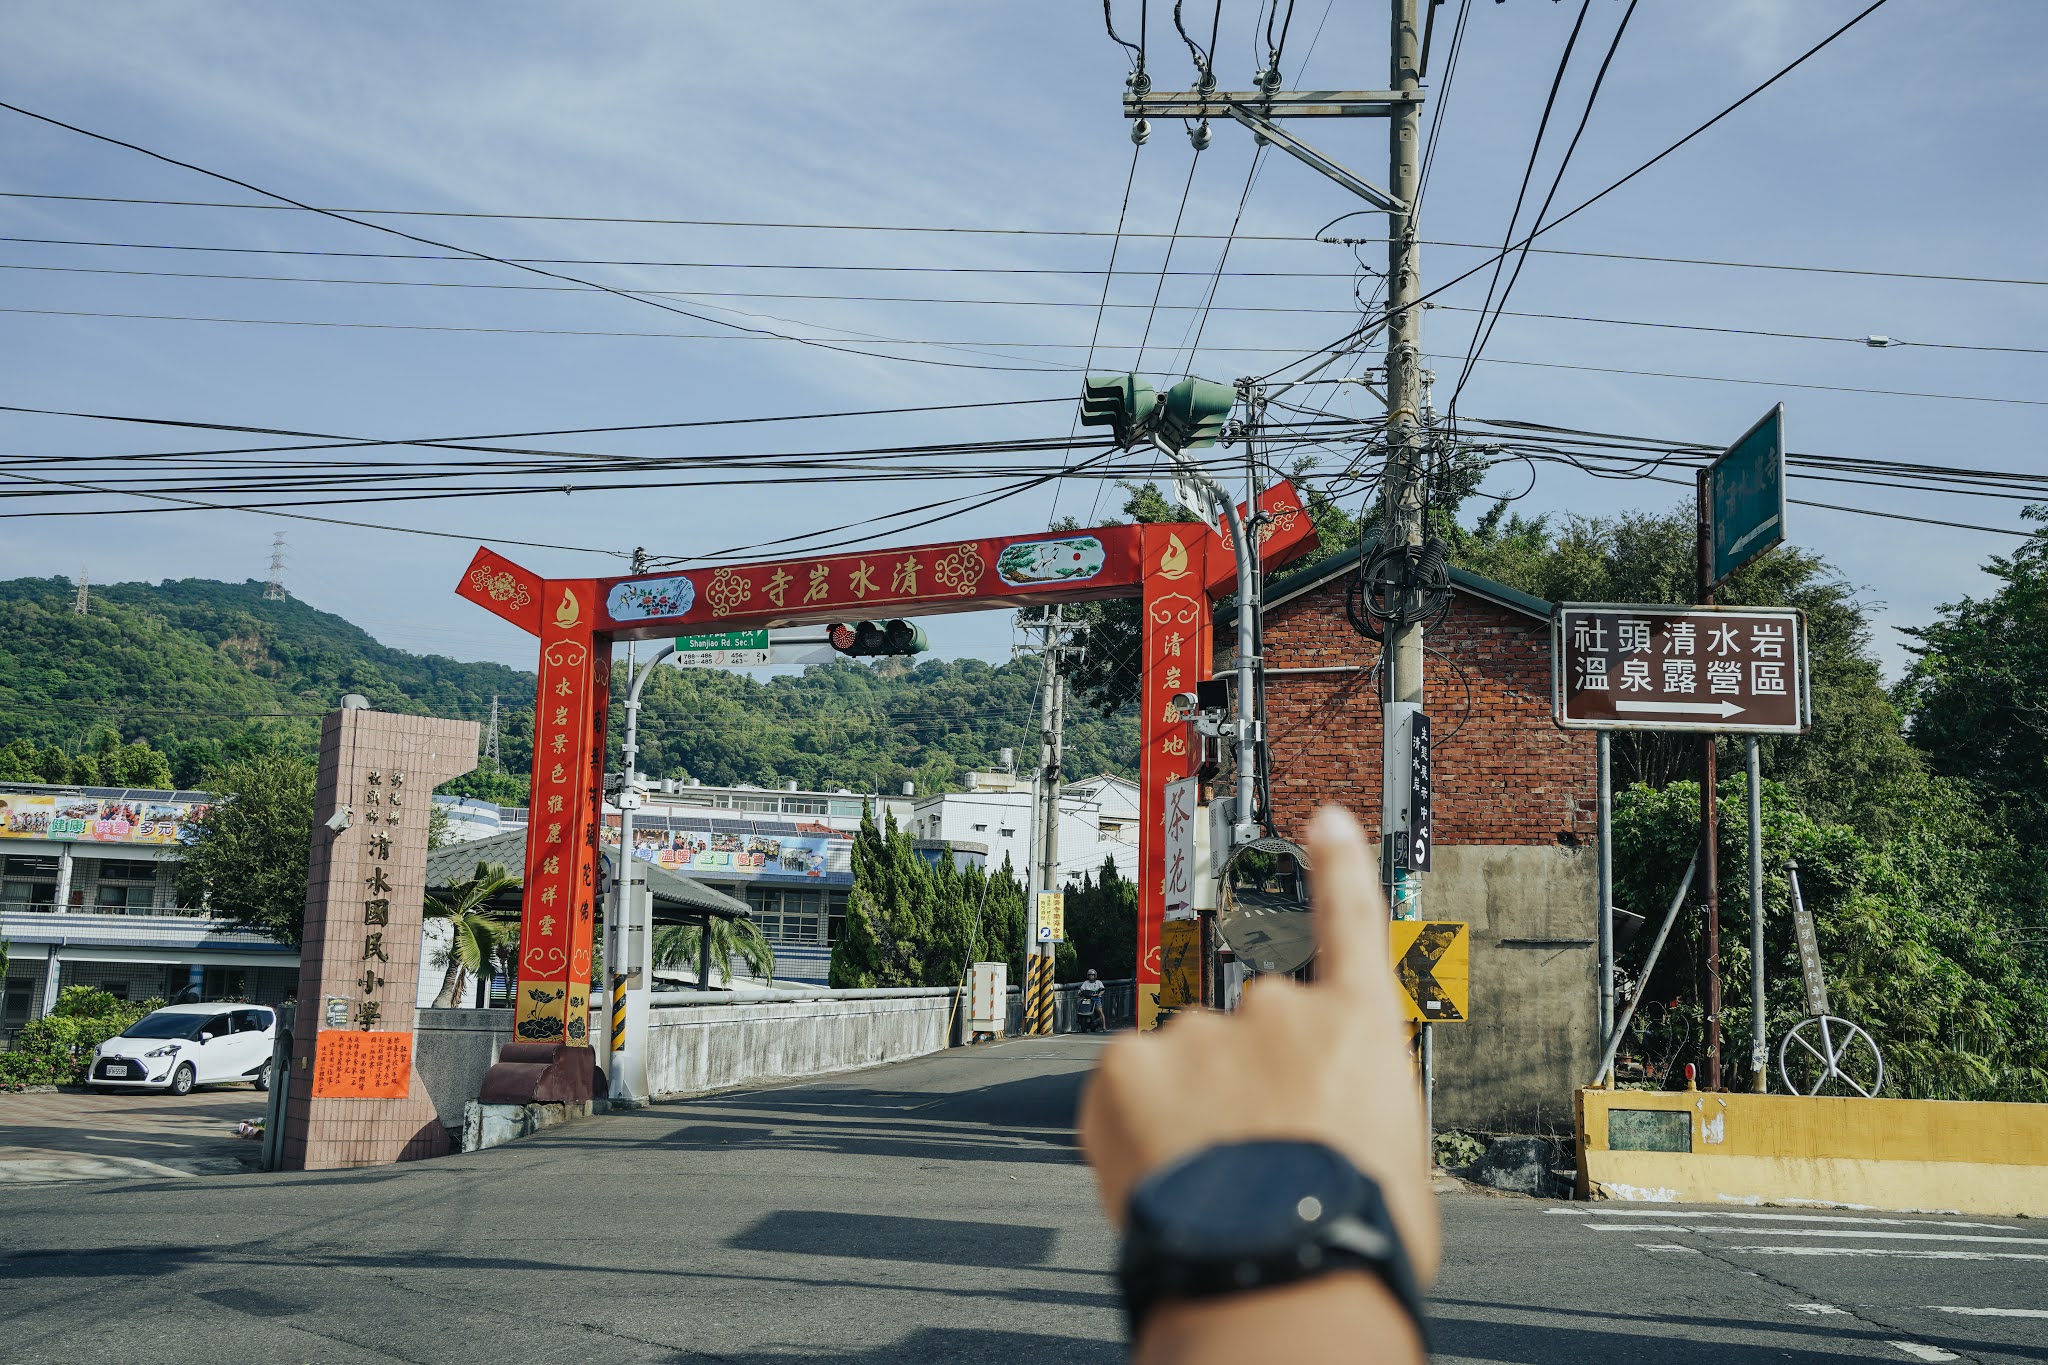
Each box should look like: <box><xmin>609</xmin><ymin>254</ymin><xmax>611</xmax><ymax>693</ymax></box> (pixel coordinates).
<box><xmin>88</xmin><ymin>1003</ymin><xmax>277</xmax><ymax>1095</ymax></box>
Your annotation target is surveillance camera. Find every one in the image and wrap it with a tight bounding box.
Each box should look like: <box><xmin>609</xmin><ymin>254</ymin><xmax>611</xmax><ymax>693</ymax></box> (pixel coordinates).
<box><xmin>324</xmin><ymin>805</ymin><xmax>354</xmax><ymax>833</ymax></box>
<box><xmin>1172</xmin><ymin>691</ymin><xmax>1199</xmax><ymax>715</ymax></box>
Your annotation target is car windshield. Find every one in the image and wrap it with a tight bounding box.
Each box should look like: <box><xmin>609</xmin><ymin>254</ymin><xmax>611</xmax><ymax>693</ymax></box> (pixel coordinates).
<box><xmin>120</xmin><ymin>1012</ymin><xmax>208</xmax><ymax>1040</ymax></box>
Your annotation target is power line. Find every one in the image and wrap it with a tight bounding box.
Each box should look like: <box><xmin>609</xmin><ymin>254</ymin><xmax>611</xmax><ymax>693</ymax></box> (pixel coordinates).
<box><xmin>1134</xmin><ymin>153</ymin><xmax>1204</xmax><ymax>374</ymax></box>
<box><xmin>1261</xmin><ymin>0</ymin><xmax>1898</xmax><ymax>384</ymax></box>
<box><xmin>1436</xmin><ymin>350</ymin><xmax>2048</xmax><ymax>409</ymax></box>
<box><xmin>0</xmin><ymin>233</ymin><xmax>1361</xmax><ymax>276</ymax></box>
<box><xmin>1051</xmin><ymin>142</ymin><xmax>1146</xmax><ymax>528</ymax></box>
<box><xmin>0</xmin><ymin>100</ymin><xmax>1120</xmax><ymax>378</ymax></box>
<box><xmin>1453</xmin><ymin>0</ymin><xmax>1596</xmax><ymax>410</ymax></box>
<box><xmin>1451</xmin><ymin>0</ymin><xmax>1638</xmax><ymax>411</ymax></box>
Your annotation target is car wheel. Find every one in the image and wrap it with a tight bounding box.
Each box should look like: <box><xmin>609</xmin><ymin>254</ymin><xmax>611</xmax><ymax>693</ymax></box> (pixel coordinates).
<box><xmin>168</xmin><ymin>1062</ymin><xmax>196</xmax><ymax>1097</ymax></box>
<box><xmin>252</xmin><ymin>1060</ymin><xmax>271</xmax><ymax>1092</ymax></box>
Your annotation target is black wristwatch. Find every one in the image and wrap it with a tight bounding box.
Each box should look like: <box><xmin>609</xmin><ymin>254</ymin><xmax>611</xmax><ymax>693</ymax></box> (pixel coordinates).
<box><xmin>1118</xmin><ymin>1140</ymin><xmax>1426</xmax><ymax>1342</ymax></box>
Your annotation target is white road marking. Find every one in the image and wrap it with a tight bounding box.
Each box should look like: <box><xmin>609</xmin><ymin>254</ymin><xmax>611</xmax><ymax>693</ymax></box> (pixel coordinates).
<box><xmin>1555</xmin><ymin>1208</ymin><xmax>2017</xmax><ymax>1231</ymax></box>
<box><xmin>1930</xmin><ymin>1306</ymin><xmax>2048</xmax><ymax>1319</ymax></box>
<box><xmin>1728</xmin><ymin>1246</ymin><xmax>2048</xmax><ymax>1262</ymax></box>
<box><xmin>1586</xmin><ymin>1223</ymin><xmax>2048</xmax><ymax>1249</ymax></box>
<box><xmin>1789</xmin><ymin>1304</ymin><xmax>1850</xmax><ymax>1316</ymax></box>
<box><xmin>1635</xmin><ymin>1244</ymin><xmax>1700</xmax><ymax>1254</ymax></box>
<box><xmin>1888</xmin><ymin>1343</ymin><xmax>1959</xmax><ymax>1362</ymax></box>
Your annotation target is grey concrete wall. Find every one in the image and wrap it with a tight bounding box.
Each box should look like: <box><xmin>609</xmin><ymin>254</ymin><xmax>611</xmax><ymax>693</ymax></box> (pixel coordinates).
<box><xmin>644</xmin><ymin>988</ymin><xmax>958</xmax><ymax>1100</ymax></box>
<box><xmin>416</xmin><ymin>1008</ymin><xmax>513</xmax><ymax>1128</ymax></box>
<box><xmin>1425</xmin><ymin>843</ymin><xmax>1598</xmax><ymax>1134</ymax></box>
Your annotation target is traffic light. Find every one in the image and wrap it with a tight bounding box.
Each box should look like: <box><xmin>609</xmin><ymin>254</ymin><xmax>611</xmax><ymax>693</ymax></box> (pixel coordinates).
<box><xmin>1156</xmin><ymin>378</ymin><xmax>1236</xmax><ymax>453</ymax></box>
<box><xmin>828</xmin><ymin>620</ymin><xmax>930</xmax><ymax>657</ymax></box>
<box><xmin>1080</xmin><ymin>373</ymin><xmax>1158</xmax><ymax>448</ymax></box>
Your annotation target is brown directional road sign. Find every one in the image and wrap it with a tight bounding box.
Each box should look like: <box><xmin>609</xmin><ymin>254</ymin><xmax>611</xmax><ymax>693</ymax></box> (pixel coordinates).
<box><xmin>1552</xmin><ymin>604</ymin><xmax>1809</xmax><ymax>734</ymax></box>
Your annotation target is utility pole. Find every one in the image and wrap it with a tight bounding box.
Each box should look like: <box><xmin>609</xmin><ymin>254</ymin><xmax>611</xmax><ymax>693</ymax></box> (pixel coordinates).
<box><xmin>264</xmin><ymin>532</ymin><xmax>288</xmax><ymax>601</ymax></box>
<box><xmin>1695</xmin><ymin>469</ymin><xmax>1723</xmax><ymax>1090</ymax></box>
<box><xmin>1383</xmin><ymin>0</ymin><xmax>1427</xmax><ymax>911</ymax></box>
<box><xmin>72</xmin><ymin>566</ymin><xmax>88</xmax><ymax>616</ymax></box>
<box><xmin>1018</xmin><ymin>608</ymin><xmax>1084</xmax><ymax>1035</ymax></box>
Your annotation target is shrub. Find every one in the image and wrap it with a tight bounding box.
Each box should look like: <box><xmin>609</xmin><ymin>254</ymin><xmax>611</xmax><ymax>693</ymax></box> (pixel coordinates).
<box><xmin>0</xmin><ymin>990</ymin><xmax>162</xmax><ymax>1090</ymax></box>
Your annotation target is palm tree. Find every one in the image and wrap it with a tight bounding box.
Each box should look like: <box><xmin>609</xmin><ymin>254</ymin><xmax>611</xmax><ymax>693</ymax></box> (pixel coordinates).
<box><xmin>653</xmin><ymin>916</ymin><xmax>776</xmax><ymax>989</ymax></box>
<box><xmin>426</xmin><ymin>861</ymin><xmax>520</xmax><ymax>1008</ymax></box>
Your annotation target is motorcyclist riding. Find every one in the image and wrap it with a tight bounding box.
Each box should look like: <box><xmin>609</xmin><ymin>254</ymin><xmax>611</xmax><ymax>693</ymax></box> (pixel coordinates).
<box><xmin>1077</xmin><ymin>968</ymin><xmax>1106</xmax><ymax>1032</ymax></box>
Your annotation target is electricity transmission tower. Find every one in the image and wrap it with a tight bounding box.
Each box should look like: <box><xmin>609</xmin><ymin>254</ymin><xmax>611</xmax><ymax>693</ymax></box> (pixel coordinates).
<box><xmin>484</xmin><ymin>695</ymin><xmax>502</xmax><ymax>773</ymax></box>
<box><xmin>72</xmin><ymin>566</ymin><xmax>88</xmax><ymax>616</ymax></box>
<box><xmin>263</xmin><ymin>532</ymin><xmax>289</xmax><ymax>601</ymax></box>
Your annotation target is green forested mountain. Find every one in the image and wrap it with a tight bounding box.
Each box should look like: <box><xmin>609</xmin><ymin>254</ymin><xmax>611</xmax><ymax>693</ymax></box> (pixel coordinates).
<box><xmin>0</xmin><ymin>576</ymin><xmax>1137</xmax><ymax>794</ymax></box>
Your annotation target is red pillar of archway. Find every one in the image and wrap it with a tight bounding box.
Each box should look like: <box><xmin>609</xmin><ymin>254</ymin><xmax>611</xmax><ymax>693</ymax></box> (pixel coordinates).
<box><xmin>1136</xmin><ymin>525</ymin><xmax>1212</xmax><ymax>1030</ymax></box>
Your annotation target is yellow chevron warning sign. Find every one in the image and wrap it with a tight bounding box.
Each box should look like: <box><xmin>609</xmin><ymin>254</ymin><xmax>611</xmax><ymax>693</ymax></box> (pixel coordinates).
<box><xmin>1390</xmin><ymin>921</ymin><xmax>1469</xmax><ymax>1023</ymax></box>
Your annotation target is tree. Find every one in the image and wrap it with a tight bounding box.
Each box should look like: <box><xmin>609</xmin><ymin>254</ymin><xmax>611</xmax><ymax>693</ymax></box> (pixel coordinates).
<box><xmin>425</xmin><ymin>861</ymin><xmax>519</xmax><ymax>1007</ymax></box>
<box><xmin>1898</xmin><ymin>512</ymin><xmax>2048</xmax><ymax>848</ymax></box>
<box><xmin>173</xmin><ymin>754</ymin><xmax>317</xmax><ymax>945</ymax></box>
<box><xmin>1613</xmin><ymin>773</ymin><xmax>2048</xmax><ymax>1101</ymax></box>
<box><xmin>1059</xmin><ymin>857</ymin><xmax>1138</xmax><ymax>983</ymax></box>
<box><xmin>1453</xmin><ymin>501</ymin><xmax>1922</xmax><ymax>836</ymax></box>
<box><xmin>653</xmin><ymin>916</ymin><xmax>776</xmax><ymax>987</ymax></box>
<box><xmin>1041</xmin><ymin>483</ymin><xmax>1176</xmax><ymax>719</ymax></box>
<box><xmin>830</xmin><ymin>805</ymin><xmax>1024</xmax><ymax>989</ymax></box>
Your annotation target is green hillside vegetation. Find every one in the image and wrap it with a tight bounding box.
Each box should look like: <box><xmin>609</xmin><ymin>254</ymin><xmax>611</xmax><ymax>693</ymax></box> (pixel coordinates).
<box><xmin>0</xmin><ymin>575</ymin><xmax>1136</xmax><ymax>796</ymax></box>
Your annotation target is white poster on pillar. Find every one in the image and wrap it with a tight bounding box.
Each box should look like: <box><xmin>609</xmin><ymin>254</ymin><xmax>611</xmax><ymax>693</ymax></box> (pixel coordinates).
<box><xmin>1163</xmin><ymin>776</ymin><xmax>1199</xmax><ymax>921</ymax></box>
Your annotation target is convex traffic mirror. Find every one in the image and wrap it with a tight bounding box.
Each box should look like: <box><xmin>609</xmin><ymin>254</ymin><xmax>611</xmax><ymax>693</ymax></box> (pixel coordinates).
<box><xmin>1217</xmin><ymin>837</ymin><xmax>1314</xmax><ymax>976</ymax></box>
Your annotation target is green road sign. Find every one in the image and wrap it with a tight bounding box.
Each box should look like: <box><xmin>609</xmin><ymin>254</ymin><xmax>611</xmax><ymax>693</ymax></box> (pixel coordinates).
<box><xmin>675</xmin><ymin>629</ymin><xmax>769</xmax><ymax>651</ymax></box>
<box><xmin>1709</xmin><ymin>403</ymin><xmax>1786</xmax><ymax>587</ymax></box>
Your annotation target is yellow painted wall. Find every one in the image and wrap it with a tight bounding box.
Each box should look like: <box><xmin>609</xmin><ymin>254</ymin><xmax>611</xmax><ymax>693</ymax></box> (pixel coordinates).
<box><xmin>1576</xmin><ymin>1088</ymin><xmax>2048</xmax><ymax>1217</ymax></box>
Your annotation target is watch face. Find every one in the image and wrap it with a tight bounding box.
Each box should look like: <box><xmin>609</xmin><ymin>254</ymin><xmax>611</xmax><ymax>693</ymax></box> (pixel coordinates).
<box><xmin>1137</xmin><ymin>1140</ymin><xmax>1363</xmax><ymax>1260</ymax></box>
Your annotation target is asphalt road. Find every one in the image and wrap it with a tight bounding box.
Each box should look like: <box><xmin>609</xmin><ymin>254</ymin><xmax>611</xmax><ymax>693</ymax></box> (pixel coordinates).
<box><xmin>0</xmin><ymin>1036</ymin><xmax>2042</xmax><ymax>1362</ymax></box>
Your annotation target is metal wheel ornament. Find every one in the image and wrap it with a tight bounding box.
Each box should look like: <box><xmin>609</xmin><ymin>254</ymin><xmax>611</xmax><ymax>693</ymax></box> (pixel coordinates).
<box><xmin>1777</xmin><ymin>1015</ymin><xmax>1885</xmax><ymax>1098</ymax></box>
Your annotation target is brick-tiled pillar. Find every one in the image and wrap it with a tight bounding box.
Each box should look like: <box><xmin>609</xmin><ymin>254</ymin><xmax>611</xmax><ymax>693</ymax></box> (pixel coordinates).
<box><xmin>282</xmin><ymin>707</ymin><xmax>479</xmax><ymax>1170</ymax></box>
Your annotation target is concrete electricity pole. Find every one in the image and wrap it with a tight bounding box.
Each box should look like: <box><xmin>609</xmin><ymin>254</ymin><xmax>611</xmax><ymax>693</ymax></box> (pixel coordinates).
<box><xmin>1018</xmin><ymin>608</ymin><xmax>1083</xmax><ymax>1034</ymax></box>
<box><xmin>1382</xmin><ymin>0</ymin><xmax>1427</xmax><ymax>910</ymax></box>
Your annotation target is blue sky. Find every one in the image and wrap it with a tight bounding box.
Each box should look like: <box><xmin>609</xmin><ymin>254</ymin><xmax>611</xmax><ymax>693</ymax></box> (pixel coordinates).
<box><xmin>2</xmin><ymin>1</ymin><xmax>2042</xmax><ymax>680</ymax></box>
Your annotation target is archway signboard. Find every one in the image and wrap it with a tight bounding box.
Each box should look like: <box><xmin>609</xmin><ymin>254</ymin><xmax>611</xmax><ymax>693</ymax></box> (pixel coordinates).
<box><xmin>456</xmin><ymin>482</ymin><xmax>1314</xmax><ymax>1079</ymax></box>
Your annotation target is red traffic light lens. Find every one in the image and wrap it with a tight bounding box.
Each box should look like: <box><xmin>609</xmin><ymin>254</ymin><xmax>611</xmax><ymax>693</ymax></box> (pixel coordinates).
<box><xmin>828</xmin><ymin>623</ymin><xmax>858</xmax><ymax>652</ymax></box>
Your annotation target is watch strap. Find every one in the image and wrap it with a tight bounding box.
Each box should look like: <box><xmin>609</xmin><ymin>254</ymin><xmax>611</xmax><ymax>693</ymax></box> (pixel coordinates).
<box><xmin>1119</xmin><ymin>1145</ymin><xmax>1426</xmax><ymax>1343</ymax></box>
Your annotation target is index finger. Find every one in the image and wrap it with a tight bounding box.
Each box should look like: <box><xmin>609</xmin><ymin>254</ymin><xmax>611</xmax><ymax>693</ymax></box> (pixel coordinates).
<box><xmin>1306</xmin><ymin>804</ymin><xmax>1397</xmax><ymax>1006</ymax></box>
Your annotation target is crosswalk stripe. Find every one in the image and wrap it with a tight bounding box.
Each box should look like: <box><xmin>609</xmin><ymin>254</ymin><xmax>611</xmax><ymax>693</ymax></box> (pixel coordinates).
<box><xmin>1590</xmin><ymin>1225</ymin><xmax>2048</xmax><ymax>1247</ymax></box>
<box><xmin>1930</xmin><ymin>1306</ymin><xmax>2048</xmax><ymax>1319</ymax></box>
<box><xmin>1727</xmin><ymin>1246</ymin><xmax>2048</xmax><ymax>1262</ymax></box>
<box><xmin>1555</xmin><ymin>1208</ymin><xmax>2017</xmax><ymax>1231</ymax></box>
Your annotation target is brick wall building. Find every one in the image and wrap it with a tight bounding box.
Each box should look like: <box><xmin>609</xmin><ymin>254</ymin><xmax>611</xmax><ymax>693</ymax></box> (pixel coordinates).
<box><xmin>1232</xmin><ymin>547</ymin><xmax>1600</xmax><ymax>1132</ymax></box>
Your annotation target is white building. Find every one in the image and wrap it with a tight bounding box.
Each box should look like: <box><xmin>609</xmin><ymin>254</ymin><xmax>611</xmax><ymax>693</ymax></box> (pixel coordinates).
<box><xmin>0</xmin><ymin>782</ymin><xmax>297</xmax><ymax>1041</ymax></box>
<box><xmin>908</xmin><ymin>770</ymin><xmax>1140</xmax><ymax>889</ymax></box>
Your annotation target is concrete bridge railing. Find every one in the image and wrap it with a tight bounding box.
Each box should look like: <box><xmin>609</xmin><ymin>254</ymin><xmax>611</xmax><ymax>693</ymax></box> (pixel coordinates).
<box><xmin>414</xmin><ymin>975</ymin><xmax>1134</xmax><ymax>1125</ymax></box>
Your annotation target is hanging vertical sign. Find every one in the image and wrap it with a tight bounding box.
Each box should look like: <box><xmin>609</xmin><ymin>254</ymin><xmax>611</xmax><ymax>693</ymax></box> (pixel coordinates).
<box><xmin>1163</xmin><ymin>776</ymin><xmax>1200</xmax><ymax>921</ymax></box>
<box><xmin>1404</xmin><ymin>713</ymin><xmax>1433</xmax><ymax>873</ymax></box>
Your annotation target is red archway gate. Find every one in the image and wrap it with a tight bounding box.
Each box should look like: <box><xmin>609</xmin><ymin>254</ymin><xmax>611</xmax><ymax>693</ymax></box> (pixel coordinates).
<box><xmin>457</xmin><ymin>484</ymin><xmax>1313</xmax><ymax>1056</ymax></box>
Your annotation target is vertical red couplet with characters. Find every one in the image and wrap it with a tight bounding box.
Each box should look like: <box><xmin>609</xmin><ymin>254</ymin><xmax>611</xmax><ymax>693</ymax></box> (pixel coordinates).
<box><xmin>515</xmin><ymin>581</ymin><xmax>602</xmax><ymax>1045</ymax></box>
<box><xmin>1137</xmin><ymin>525</ymin><xmax>1211</xmax><ymax>1030</ymax></box>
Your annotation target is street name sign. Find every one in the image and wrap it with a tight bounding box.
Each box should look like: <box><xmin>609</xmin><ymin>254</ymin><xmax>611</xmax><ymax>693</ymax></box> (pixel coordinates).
<box><xmin>1709</xmin><ymin>403</ymin><xmax>1786</xmax><ymax>588</ymax></box>
<box><xmin>1552</xmin><ymin>604</ymin><xmax>1809</xmax><ymax>734</ymax></box>
<box><xmin>672</xmin><ymin>629</ymin><xmax>833</xmax><ymax>669</ymax></box>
